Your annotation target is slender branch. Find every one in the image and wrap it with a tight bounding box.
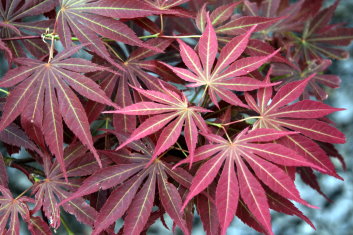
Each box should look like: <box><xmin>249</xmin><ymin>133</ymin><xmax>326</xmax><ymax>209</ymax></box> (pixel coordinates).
<box><xmin>221</xmin><ymin>126</ymin><xmax>232</xmax><ymax>143</ymax></box>
<box><xmin>160</xmin><ymin>14</ymin><xmax>164</xmax><ymax>33</ymax></box>
<box><xmin>1</xmin><ymin>35</ymin><xmax>42</xmax><ymax>41</ymax></box>
<box><xmin>2</xmin><ymin>33</ymin><xmax>201</xmax><ymax>42</ymax></box>
<box><xmin>224</xmin><ymin>116</ymin><xmax>262</xmax><ymax>126</ymax></box>
<box><xmin>139</xmin><ymin>33</ymin><xmax>160</xmax><ymax>39</ymax></box>
<box><xmin>48</xmin><ymin>34</ymin><xmax>55</xmax><ymax>62</ymax></box>
<box><xmin>15</xmin><ymin>185</ymin><xmax>33</xmax><ymax>199</ymax></box>
<box><xmin>175</xmin><ymin>142</ymin><xmax>188</xmax><ymax>157</ymax></box>
<box><xmin>0</xmin><ymin>88</ymin><xmax>9</xmax><ymax>95</ymax></box>
<box><xmin>160</xmin><ymin>35</ymin><xmax>201</xmax><ymax>39</ymax></box>
<box><xmin>60</xmin><ymin>215</ymin><xmax>74</xmax><ymax>235</ymax></box>
<box><xmin>189</xmin><ymin>87</ymin><xmax>202</xmax><ymax>103</ymax></box>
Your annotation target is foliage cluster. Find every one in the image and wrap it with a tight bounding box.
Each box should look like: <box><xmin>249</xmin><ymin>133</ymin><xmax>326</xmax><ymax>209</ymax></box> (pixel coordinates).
<box><xmin>0</xmin><ymin>0</ymin><xmax>352</xmax><ymax>234</ymax></box>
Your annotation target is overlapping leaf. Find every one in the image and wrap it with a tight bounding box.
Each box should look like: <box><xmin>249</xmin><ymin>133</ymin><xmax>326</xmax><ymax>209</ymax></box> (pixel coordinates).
<box><xmin>106</xmin><ymin>83</ymin><xmax>209</xmax><ymax>165</ymax></box>
<box><xmin>0</xmin><ymin>185</ymin><xmax>33</xmax><ymax>235</ymax></box>
<box><xmin>94</xmin><ymin>38</ymin><xmax>174</xmax><ymax>133</ymax></box>
<box><xmin>176</xmin><ymin>128</ymin><xmax>318</xmax><ymax>235</ymax></box>
<box><xmin>196</xmin><ymin>2</ymin><xmax>281</xmax><ymax>35</ymax></box>
<box><xmin>244</xmin><ymin>75</ymin><xmax>345</xmax><ymax>177</ymax></box>
<box><xmin>241</xmin><ymin>0</ymin><xmax>320</xmax><ymax>35</ymax></box>
<box><xmin>272</xmin><ymin>59</ymin><xmax>341</xmax><ymax>100</ymax></box>
<box><xmin>289</xmin><ymin>1</ymin><xmax>353</xmax><ymax>61</ymax></box>
<box><xmin>0</xmin><ymin>157</ymin><xmax>35</xmax><ymax>235</ymax></box>
<box><xmin>59</xmin><ymin>136</ymin><xmax>192</xmax><ymax>235</ymax></box>
<box><xmin>31</xmin><ymin>141</ymin><xmax>112</xmax><ymax>229</ymax></box>
<box><xmin>165</xmin><ymin>14</ymin><xmax>278</xmax><ymax>107</ymax></box>
<box><xmin>0</xmin><ymin>45</ymin><xmax>117</xmax><ymax>178</ymax></box>
<box><xmin>0</xmin><ymin>0</ymin><xmax>55</xmax><ymax>58</ymax></box>
<box><xmin>57</xmin><ymin>0</ymin><xmax>162</xmax><ymax>68</ymax></box>
<box><xmin>144</xmin><ymin>0</ymin><xmax>193</xmax><ymax>17</ymax></box>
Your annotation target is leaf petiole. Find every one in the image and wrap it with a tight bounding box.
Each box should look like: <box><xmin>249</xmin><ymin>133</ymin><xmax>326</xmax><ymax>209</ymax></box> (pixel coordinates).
<box><xmin>60</xmin><ymin>215</ymin><xmax>74</xmax><ymax>235</ymax></box>
<box><xmin>0</xmin><ymin>88</ymin><xmax>9</xmax><ymax>95</ymax></box>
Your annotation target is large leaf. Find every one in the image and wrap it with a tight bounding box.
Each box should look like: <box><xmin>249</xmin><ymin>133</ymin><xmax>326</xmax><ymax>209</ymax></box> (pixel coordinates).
<box><xmin>244</xmin><ymin>75</ymin><xmax>345</xmax><ymax>177</ymax></box>
<box><xmin>57</xmin><ymin>0</ymin><xmax>162</xmax><ymax>68</ymax></box>
<box><xmin>0</xmin><ymin>186</ymin><xmax>32</xmax><ymax>235</ymax></box>
<box><xmin>106</xmin><ymin>84</ymin><xmax>210</xmax><ymax>166</ymax></box>
<box><xmin>165</xmin><ymin>14</ymin><xmax>277</xmax><ymax>108</ymax></box>
<box><xmin>32</xmin><ymin>142</ymin><xmax>112</xmax><ymax>229</ymax></box>
<box><xmin>0</xmin><ymin>0</ymin><xmax>55</xmax><ymax>58</ymax></box>
<box><xmin>178</xmin><ymin>128</ymin><xmax>317</xmax><ymax>235</ymax></box>
<box><xmin>0</xmin><ymin>45</ymin><xmax>117</xmax><ymax>178</ymax></box>
<box><xmin>59</xmin><ymin>136</ymin><xmax>192</xmax><ymax>235</ymax></box>
<box><xmin>289</xmin><ymin>1</ymin><xmax>353</xmax><ymax>61</ymax></box>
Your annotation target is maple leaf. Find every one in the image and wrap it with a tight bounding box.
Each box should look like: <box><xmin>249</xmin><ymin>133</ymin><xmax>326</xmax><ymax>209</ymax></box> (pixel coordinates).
<box><xmin>87</xmin><ymin>38</ymin><xmax>174</xmax><ymax>132</ymax></box>
<box><xmin>144</xmin><ymin>0</ymin><xmax>193</xmax><ymax>17</ymax></box>
<box><xmin>196</xmin><ymin>2</ymin><xmax>281</xmax><ymax>35</ymax></box>
<box><xmin>56</xmin><ymin>0</ymin><xmax>162</xmax><ymax>68</ymax></box>
<box><xmin>272</xmin><ymin>59</ymin><xmax>341</xmax><ymax>100</ymax></box>
<box><xmin>59</xmin><ymin>135</ymin><xmax>193</xmax><ymax>235</ymax></box>
<box><xmin>0</xmin><ymin>123</ymin><xmax>42</xmax><ymax>156</ymax></box>
<box><xmin>0</xmin><ymin>38</ymin><xmax>12</xmax><ymax>62</ymax></box>
<box><xmin>165</xmin><ymin>14</ymin><xmax>278</xmax><ymax>108</ymax></box>
<box><xmin>241</xmin><ymin>0</ymin><xmax>321</xmax><ymax>35</ymax></box>
<box><xmin>31</xmin><ymin>141</ymin><xmax>112</xmax><ymax>229</ymax></box>
<box><xmin>177</xmin><ymin>128</ymin><xmax>318</xmax><ymax>235</ymax></box>
<box><xmin>0</xmin><ymin>154</ymin><xmax>39</xmax><ymax>235</ymax></box>
<box><xmin>0</xmin><ymin>45</ymin><xmax>117</xmax><ymax>178</ymax></box>
<box><xmin>0</xmin><ymin>0</ymin><xmax>55</xmax><ymax>58</ymax></box>
<box><xmin>288</xmin><ymin>0</ymin><xmax>353</xmax><ymax>61</ymax></box>
<box><xmin>0</xmin><ymin>185</ymin><xmax>33</xmax><ymax>235</ymax></box>
<box><xmin>243</xmin><ymin>74</ymin><xmax>345</xmax><ymax>177</ymax></box>
<box><xmin>106</xmin><ymin>83</ymin><xmax>210</xmax><ymax>166</ymax></box>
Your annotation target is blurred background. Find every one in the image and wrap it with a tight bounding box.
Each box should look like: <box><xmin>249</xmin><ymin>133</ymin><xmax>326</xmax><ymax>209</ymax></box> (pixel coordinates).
<box><xmin>2</xmin><ymin>0</ymin><xmax>352</xmax><ymax>234</ymax></box>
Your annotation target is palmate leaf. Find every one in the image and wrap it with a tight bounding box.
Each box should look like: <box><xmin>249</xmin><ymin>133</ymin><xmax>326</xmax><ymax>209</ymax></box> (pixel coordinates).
<box><xmin>83</xmin><ymin>38</ymin><xmax>174</xmax><ymax>132</ymax></box>
<box><xmin>0</xmin><ymin>45</ymin><xmax>117</xmax><ymax>178</ymax></box>
<box><xmin>176</xmin><ymin>128</ymin><xmax>318</xmax><ymax>235</ymax></box>
<box><xmin>0</xmin><ymin>185</ymin><xmax>33</xmax><ymax>235</ymax></box>
<box><xmin>196</xmin><ymin>2</ymin><xmax>281</xmax><ymax>35</ymax></box>
<box><xmin>165</xmin><ymin>14</ymin><xmax>278</xmax><ymax>108</ymax></box>
<box><xmin>241</xmin><ymin>0</ymin><xmax>321</xmax><ymax>35</ymax></box>
<box><xmin>57</xmin><ymin>0</ymin><xmax>163</xmax><ymax>68</ymax></box>
<box><xmin>0</xmin><ymin>0</ymin><xmax>55</xmax><ymax>58</ymax></box>
<box><xmin>109</xmin><ymin>38</ymin><xmax>174</xmax><ymax>133</ymax></box>
<box><xmin>59</xmin><ymin>136</ymin><xmax>192</xmax><ymax>235</ymax></box>
<box><xmin>0</xmin><ymin>154</ymin><xmax>51</xmax><ymax>235</ymax></box>
<box><xmin>144</xmin><ymin>0</ymin><xmax>193</xmax><ymax>17</ymax></box>
<box><xmin>272</xmin><ymin>59</ymin><xmax>341</xmax><ymax>100</ymax></box>
<box><xmin>31</xmin><ymin>141</ymin><xmax>112</xmax><ymax>229</ymax></box>
<box><xmin>0</xmin><ymin>123</ymin><xmax>42</xmax><ymax>156</ymax></box>
<box><xmin>244</xmin><ymin>75</ymin><xmax>345</xmax><ymax>177</ymax></box>
<box><xmin>289</xmin><ymin>0</ymin><xmax>353</xmax><ymax>61</ymax></box>
<box><xmin>106</xmin><ymin>83</ymin><xmax>209</xmax><ymax>166</ymax></box>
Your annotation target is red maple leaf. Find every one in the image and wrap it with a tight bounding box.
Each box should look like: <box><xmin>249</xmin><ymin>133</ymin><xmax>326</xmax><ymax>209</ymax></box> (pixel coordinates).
<box><xmin>244</xmin><ymin>73</ymin><xmax>345</xmax><ymax>176</ymax></box>
<box><xmin>176</xmin><ymin>128</ymin><xmax>318</xmax><ymax>235</ymax></box>
<box><xmin>106</xmin><ymin>83</ymin><xmax>210</xmax><ymax>166</ymax></box>
<box><xmin>59</xmin><ymin>134</ymin><xmax>194</xmax><ymax>235</ymax></box>
<box><xmin>0</xmin><ymin>45</ymin><xmax>117</xmax><ymax>178</ymax></box>
<box><xmin>165</xmin><ymin>14</ymin><xmax>278</xmax><ymax>108</ymax></box>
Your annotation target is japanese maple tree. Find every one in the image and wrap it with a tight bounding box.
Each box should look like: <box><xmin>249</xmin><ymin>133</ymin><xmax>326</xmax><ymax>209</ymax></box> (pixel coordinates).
<box><xmin>0</xmin><ymin>0</ymin><xmax>351</xmax><ymax>234</ymax></box>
